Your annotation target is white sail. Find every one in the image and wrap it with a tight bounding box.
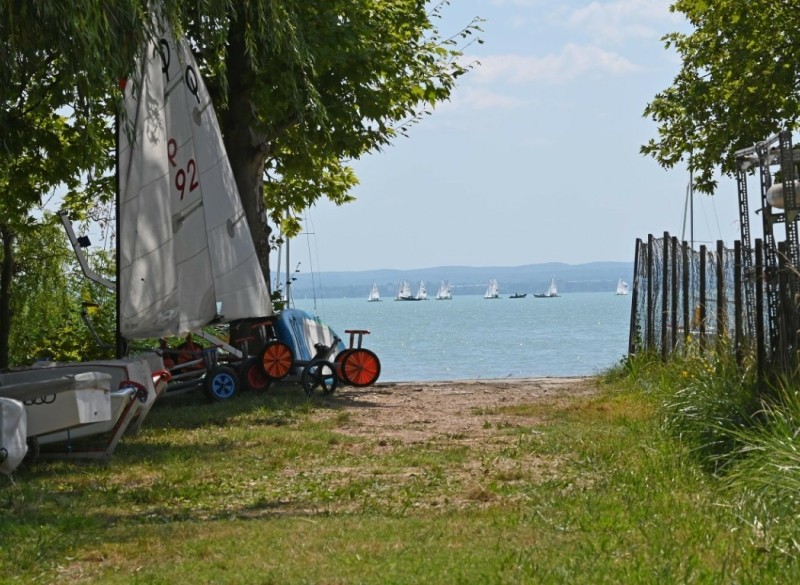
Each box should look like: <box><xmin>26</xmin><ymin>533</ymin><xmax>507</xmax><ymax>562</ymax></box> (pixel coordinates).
<box><xmin>416</xmin><ymin>281</ymin><xmax>428</xmax><ymax>300</ymax></box>
<box><xmin>547</xmin><ymin>277</ymin><xmax>558</xmax><ymax>297</ymax></box>
<box><xmin>118</xmin><ymin>20</ymin><xmax>272</xmax><ymax>339</ymax></box>
<box><xmin>368</xmin><ymin>282</ymin><xmax>381</xmax><ymax>302</ymax></box>
<box><xmin>484</xmin><ymin>278</ymin><xmax>499</xmax><ymax>299</ymax></box>
<box><xmin>396</xmin><ymin>280</ymin><xmax>413</xmax><ymax>300</ymax></box>
<box><xmin>436</xmin><ymin>280</ymin><xmax>452</xmax><ymax>300</ymax></box>
<box><xmin>616</xmin><ymin>278</ymin><xmax>629</xmax><ymax>295</ymax></box>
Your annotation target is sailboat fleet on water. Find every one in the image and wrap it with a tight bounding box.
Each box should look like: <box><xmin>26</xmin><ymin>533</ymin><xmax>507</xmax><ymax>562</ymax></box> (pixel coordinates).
<box><xmin>368</xmin><ymin>276</ymin><xmax>631</xmax><ymax>302</ymax></box>
<box><xmin>367</xmin><ymin>276</ymin><xmax>631</xmax><ymax>301</ymax></box>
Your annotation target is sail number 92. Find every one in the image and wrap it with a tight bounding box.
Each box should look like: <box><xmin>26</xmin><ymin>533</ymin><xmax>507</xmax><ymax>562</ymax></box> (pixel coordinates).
<box><xmin>167</xmin><ymin>138</ymin><xmax>199</xmax><ymax>200</ymax></box>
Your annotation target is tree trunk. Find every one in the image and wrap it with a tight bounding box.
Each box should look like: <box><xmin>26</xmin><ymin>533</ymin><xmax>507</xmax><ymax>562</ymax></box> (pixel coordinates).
<box><xmin>0</xmin><ymin>225</ymin><xmax>14</xmax><ymax>368</ymax></box>
<box><xmin>221</xmin><ymin>19</ymin><xmax>272</xmax><ymax>300</ymax></box>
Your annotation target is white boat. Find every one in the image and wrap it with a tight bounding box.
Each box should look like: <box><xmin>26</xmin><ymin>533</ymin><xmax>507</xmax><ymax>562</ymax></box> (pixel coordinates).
<box><xmin>368</xmin><ymin>282</ymin><xmax>382</xmax><ymax>302</ymax></box>
<box><xmin>118</xmin><ymin>16</ymin><xmax>272</xmax><ymax>339</ymax></box>
<box><xmin>484</xmin><ymin>279</ymin><xmax>500</xmax><ymax>299</ymax></box>
<box><xmin>115</xmin><ymin>17</ymin><xmax>273</xmax><ymax>400</ymax></box>
<box><xmin>415</xmin><ymin>281</ymin><xmax>428</xmax><ymax>300</ymax></box>
<box><xmin>436</xmin><ymin>281</ymin><xmax>452</xmax><ymax>300</ymax></box>
<box><xmin>0</xmin><ymin>370</ymin><xmax>112</xmax><ymax>439</ymax></box>
<box><xmin>534</xmin><ymin>277</ymin><xmax>559</xmax><ymax>298</ymax></box>
<box><xmin>0</xmin><ymin>398</ymin><xmax>27</xmax><ymax>479</ymax></box>
<box><xmin>616</xmin><ymin>278</ymin><xmax>629</xmax><ymax>295</ymax></box>
<box><xmin>396</xmin><ymin>280</ymin><xmax>420</xmax><ymax>301</ymax></box>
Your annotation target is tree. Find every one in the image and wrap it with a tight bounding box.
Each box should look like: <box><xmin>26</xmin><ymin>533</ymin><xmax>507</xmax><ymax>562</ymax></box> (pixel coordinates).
<box><xmin>186</xmin><ymin>0</ymin><xmax>480</xmax><ymax>282</ymax></box>
<box><xmin>0</xmin><ymin>1</ymin><xmax>480</xmax><ymax>364</ymax></box>
<box><xmin>642</xmin><ymin>1</ymin><xmax>800</xmax><ymax>193</ymax></box>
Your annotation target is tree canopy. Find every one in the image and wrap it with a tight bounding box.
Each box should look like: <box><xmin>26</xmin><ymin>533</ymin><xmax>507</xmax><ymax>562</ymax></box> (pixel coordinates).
<box><xmin>0</xmin><ymin>0</ymin><xmax>480</xmax><ymax>366</ymax></box>
<box><xmin>642</xmin><ymin>0</ymin><xmax>800</xmax><ymax>193</ymax></box>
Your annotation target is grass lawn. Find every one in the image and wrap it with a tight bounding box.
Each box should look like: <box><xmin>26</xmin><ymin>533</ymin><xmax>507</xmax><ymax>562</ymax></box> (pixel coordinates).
<box><xmin>1</xmin><ymin>379</ymin><xmax>797</xmax><ymax>584</ymax></box>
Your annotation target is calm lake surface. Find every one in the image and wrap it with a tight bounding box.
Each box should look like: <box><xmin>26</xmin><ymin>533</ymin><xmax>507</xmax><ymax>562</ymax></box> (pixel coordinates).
<box><xmin>293</xmin><ymin>292</ymin><xmax>632</xmax><ymax>382</ymax></box>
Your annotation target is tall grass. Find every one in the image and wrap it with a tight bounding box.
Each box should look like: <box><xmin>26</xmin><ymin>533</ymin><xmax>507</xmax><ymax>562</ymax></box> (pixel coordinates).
<box><xmin>607</xmin><ymin>339</ymin><xmax>800</xmax><ymax>556</ymax></box>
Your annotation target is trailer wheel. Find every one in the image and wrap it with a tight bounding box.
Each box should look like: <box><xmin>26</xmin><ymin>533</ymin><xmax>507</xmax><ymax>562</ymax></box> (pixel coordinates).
<box><xmin>240</xmin><ymin>357</ymin><xmax>271</xmax><ymax>392</ymax></box>
<box><xmin>341</xmin><ymin>349</ymin><xmax>381</xmax><ymax>387</ymax></box>
<box><xmin>334</xmin><ymin>349</ymin><xmax>354</xmax><ymax>384</ymax></box>
<box><xmin>302</xmin><ymin>359</ymin><xmax>339</xmax><ymax>396</ymax></box>
<box><xmin>204</xmin><ymin>365</ymin><xmax>239</xmax><ymax>401</ymax></box>
<box><xmin>261</xmin><ymin>341</ymin><xmax>294</xmax><ymax>380</ymax></box>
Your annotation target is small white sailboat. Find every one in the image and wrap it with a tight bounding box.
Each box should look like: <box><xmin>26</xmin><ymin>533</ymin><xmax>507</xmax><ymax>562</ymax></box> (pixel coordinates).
<box><xmin>436</xmin><ymin>281</ymin><xmax>452</xmax><ymax>300</ymax></box>
<box><xmin>415</xmin><ymin>281</ymin><xmax>428</xmax><ymax>300</ymax></box>
<box><xmin>484</xmin><ymin>278</ymin><xmax>500</xmax><ymax>299</ymax></box>
<box><xmin>368</xmin><ymin>282</ymin><xmax>382</xmax><ymax>302</ymax></box>
<box><xmin>616</xmin><ymin>278</ymin><xmax>629</xmax><ymax>295</ymax></box>
<box><xmin>396</xmin><ymin>280</ymin><xmax>414</xmax><ymax>301</ymax></box>
<box><xmin>534</xmin><ymin>277</ymin><xmax>559</xmax><ymax>298</ymax></box>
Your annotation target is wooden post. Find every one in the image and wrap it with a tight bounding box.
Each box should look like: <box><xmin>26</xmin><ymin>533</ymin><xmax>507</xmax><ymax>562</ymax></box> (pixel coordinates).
<box><xmin>734</xmin><ymin>240</ymin><xmax>743</xmax><ymax>366</ymax></box>
<box><xmin>647</xmin><ymin>234</ymin><xmax>655</xmax><ymax>352</ymax></box>
<box><xmin>682</xmin><ymin>241</ymin><xmax>690</xmax><ymax>343</ymax></box>
<box><xmin>755</xmin><ymin>239</ymin><xmax>765</xmax><ymax>380</ymax></box>
<box><xmin>699</xmin><ymin>244</ymin><xmax>707</xmax><ymax>350</ymax></box>
<box><xmin>717</xmin><ymin>240</ymin><xmax>726</xmax><ymax>344</ymax></box>
<box><xmin>662</xmin><ymin>231</ymin><xmax>670</xmax><ymax>360</ymax></box>
<box><xmin>628</xmin><ymin>238</ymin><xmax>642</xmax><ymax>355</ymax></box>
<box><xmin>671</xmin><ymin>236</ymin><xmax>679</xmax><ymax>351</ymax></box>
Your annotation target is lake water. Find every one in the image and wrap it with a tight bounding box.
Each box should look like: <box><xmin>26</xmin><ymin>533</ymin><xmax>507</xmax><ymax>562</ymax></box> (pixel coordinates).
<box><xmin>292</xmin><ymin>292</ymin><xmax>632</xmax><ymax>382</ymax></box>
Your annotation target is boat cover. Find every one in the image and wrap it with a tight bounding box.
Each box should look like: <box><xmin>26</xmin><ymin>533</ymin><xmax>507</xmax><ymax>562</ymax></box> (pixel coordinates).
<box><xmin>273</xmin><ymin>309</ymin><xmax>346</xmax><ymax>370</ymax></box>
<box><xmin>0</xmin><ymin>398</ymin><xmax>27</xmax><ymax>479</ymax></box>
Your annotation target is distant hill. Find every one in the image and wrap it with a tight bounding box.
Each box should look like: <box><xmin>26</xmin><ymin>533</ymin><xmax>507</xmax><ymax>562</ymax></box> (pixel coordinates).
<box><xmin>285</xmin><ymin>261</ymin><xmax>634</xmax><ymax>299</ymax></box>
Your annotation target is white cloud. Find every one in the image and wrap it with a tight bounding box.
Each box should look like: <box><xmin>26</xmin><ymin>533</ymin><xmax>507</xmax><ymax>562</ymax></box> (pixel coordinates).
<box><xmin>567</xmin><ymin>0</ymin><xmax>684</xmax><ymax>44</ymax></box>
<box><xmin>454</xmin><ymin>87</ymin><xmax>528</xmax><ymax>110</ymax></box>
<box><xmin>468</xmin><ymin>44</ymin><xmax>640</xmax><ymax>86</ymax></box>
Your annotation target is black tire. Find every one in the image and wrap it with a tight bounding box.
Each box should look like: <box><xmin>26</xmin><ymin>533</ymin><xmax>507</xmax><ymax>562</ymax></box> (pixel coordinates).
<box><xmin>301</xmin><ymin>359</ymin><xmax>339</xmax><ymax>396</ymax></box>
<box><xmin>204</xmin><ymin>365</ymin><xmax>239</xmax><ymax>401</ymax></box>
<box><xmin>240</xmin><ymin>357</ymin><xmax>271</xmax><ymax>392</ymax></box>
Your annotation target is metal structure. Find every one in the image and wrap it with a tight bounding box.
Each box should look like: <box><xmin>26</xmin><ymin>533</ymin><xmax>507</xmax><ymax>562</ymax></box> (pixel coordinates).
<box><xmin>734</xmin><ymin>131</ymin><xmax>800</xmax><ymax>372</ymax></box>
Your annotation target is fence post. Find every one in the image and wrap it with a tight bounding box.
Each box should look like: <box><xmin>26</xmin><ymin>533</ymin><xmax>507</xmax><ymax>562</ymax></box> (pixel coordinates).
<box><xmin>647</xmin><ymin>234</ymin><xmax>655</xmax><ymax>352</ymax></box>
<box><xmin>671</xmin><ymin>236</ymin><xmax>679</xmax><ymax>351</ymax></box>
<box><xmin>734</xmin><ymin>240</ymin><xmax>743</xmax><ymax>367</ymax></box>
<box><xmin>755</xmin><ymin>239</ymin><xmax>765</xmax><ymax>381</ymax></box>
<box><xmin>717</xmin><ymin>240</ymin><xmax>726</xmax><ymax>345</ymax></box>
<box><xmin>628</xmin><ymin>238</ymin><xmax>642</xmax><ymax>355</ymax></box>
<box><xmin>662</xmin><ymin>231</ymin><xmax>670</xmax><ymax>360</ymax></box>
<box><xmin>699</xmin><ymin>244</ymin><xmax>707</xmax><ymax>350</ymax></box>
<box><xmin>682</xmin><ymin>240</ymin><xmax>690</xmax><ymax>342</ymax></box>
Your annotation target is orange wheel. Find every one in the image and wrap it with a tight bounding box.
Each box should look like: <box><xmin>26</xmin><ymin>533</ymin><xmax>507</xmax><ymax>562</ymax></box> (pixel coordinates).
<box><xmin>334</xmin><ymin>349</ymin><xmax>355</xmax><ymax>384</ymax></box>
<box><xmin>261</xmin><ymin>341</ymin><xmax>294</xmax><ymax>380</ymax></box>
<box><xmin>341</xmin><ymin>348</ymin><xmax>381</xmax><ymax>387</ymax></box>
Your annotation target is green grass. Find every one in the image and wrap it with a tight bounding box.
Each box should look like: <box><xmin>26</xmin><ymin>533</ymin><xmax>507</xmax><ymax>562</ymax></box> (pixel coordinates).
<box><xmin>2</xmin><ymin>378</ymin><xmax>800</xmax><ymax>584</ymax></box>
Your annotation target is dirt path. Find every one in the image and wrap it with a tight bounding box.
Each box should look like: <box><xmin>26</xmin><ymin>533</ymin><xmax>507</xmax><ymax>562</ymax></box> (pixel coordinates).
<box><xmin>320</xmin><ymin>377</ymin><xmax>600</xmax><ymax>444</ymax></box>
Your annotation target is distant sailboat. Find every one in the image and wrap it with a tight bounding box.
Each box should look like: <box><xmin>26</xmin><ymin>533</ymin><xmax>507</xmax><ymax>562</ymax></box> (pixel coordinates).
<box><xmin>534</xmin><ymin>277</ymin><xmax>559</xmax><ymax>298</ymax></box>
<box><xmin>436</xmin><ymin>281</ymin><xmax>452</xmax><ymax>300</ymax></box>
<box><xmin>368</xmin><ymin>282</ymin><xmax>382</xmax><ymax>302</ymax></box>
<box><xmin>396</xmin><ymin>280</ymin><xmax>419</xmax><ymax>301</ymax></box>
<box><xmin>615</xmin><ymin>278</ymin><xmax>629</xmax><ymax>296</ymax></box>
<box><xmin>415</xmin><ymin>281</ymin><xmax>428</xmax><ymax>300</ymax></box>
<box><xmin>484</xmin><ymin>278</ymin><xmax>500</xmax><ymax>299</ymax></box>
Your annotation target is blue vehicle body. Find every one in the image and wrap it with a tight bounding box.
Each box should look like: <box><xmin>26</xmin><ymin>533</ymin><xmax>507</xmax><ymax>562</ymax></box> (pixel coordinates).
<box><xmin>273</xmin><ymin>309</ymin><xmax>346</xmax><ymax>375</ymax></box>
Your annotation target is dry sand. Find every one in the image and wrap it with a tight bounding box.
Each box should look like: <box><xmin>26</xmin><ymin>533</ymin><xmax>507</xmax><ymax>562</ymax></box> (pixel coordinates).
<box><xmin>316</xmin><ymin>376</ymin><xmax>600</xmax><ymax>444</ymax></box>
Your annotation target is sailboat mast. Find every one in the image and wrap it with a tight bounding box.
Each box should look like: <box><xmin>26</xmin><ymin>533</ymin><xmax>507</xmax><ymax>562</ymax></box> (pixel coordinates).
<box><xmin>114</xmin><ymin>105</ymin><xmax>125</xmax><ymax>359</ymax></box>
<box><xmin>285</xmin><ymin>237</ymin><xmax>291</xmax><ymax>304</ymax></box>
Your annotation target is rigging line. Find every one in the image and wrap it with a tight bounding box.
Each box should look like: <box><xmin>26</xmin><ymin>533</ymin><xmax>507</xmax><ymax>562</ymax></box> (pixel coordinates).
<box><xmin>303</xmin><ymin>212</ymin><xmax>321</xmax><ymax>313</ymax></box>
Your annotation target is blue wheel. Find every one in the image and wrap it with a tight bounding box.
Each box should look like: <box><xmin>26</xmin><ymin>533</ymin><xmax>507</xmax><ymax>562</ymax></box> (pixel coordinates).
<box><xmin>204</xmin><ymin>365</ymin><xmax>239</xmax><ymax>401</ymax></box>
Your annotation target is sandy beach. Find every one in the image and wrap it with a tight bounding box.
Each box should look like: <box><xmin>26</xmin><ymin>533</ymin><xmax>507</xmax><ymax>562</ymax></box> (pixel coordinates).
<box><xmin>310</xmin><ymin>376</ymin><xmax>600</xmax><ymax>445</ymax></box>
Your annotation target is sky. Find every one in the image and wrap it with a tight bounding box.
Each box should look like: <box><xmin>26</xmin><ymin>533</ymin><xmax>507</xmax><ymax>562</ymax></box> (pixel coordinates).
<box><xmin>283</xmin><ymin>0</ymin><xmax>749</xmax><ymax>275</ymax></box>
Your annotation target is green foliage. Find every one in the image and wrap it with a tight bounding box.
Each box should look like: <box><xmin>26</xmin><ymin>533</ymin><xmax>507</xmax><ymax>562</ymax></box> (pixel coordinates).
<box><xmin>642</xmin><ymin>0</ymin><xmax>800</xmax><ymax>193</ymax></box>
<box><xmin>4</xmin><ymin>215</ymin><xmax>116</xmax><ymax>366</ymax></box>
